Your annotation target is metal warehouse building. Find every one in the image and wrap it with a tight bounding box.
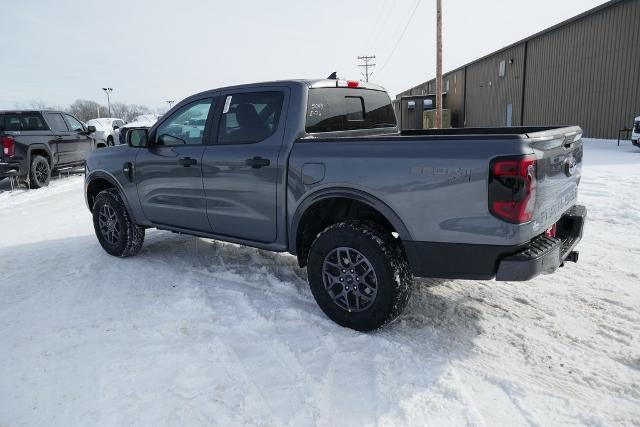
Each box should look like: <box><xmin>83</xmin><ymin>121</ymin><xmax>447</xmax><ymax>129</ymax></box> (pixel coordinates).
<box><xmin>395</xmin><ymin>0</ymin><xmax>640</xmax><ymax>139</ymax></box>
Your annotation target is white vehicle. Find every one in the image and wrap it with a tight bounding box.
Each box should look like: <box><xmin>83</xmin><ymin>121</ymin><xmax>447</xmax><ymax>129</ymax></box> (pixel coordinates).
<box><xmin>632</xmin><ymin>115</ymin><xmax>640</xmax><ymax>148</ymax></box>
<box><xmin>118</xmin><ymin>114</ymin><xmax>161</xmax><ymax>144</ymax></box>
<box><xmin>85</xmin><ymin>118</ymin><xmax>125</xmax><ymax>147</ymax></box>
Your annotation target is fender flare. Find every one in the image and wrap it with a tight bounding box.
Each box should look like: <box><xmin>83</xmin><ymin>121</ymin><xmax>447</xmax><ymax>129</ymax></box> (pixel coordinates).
<box><xmin>85</xmin><ymin>170</ymin><xmax>134</xmax><ymax>215</ymax></box>
<box><xmin>26</xmin><ymin>144</ymin><xmax>54</xmax><ymax>167</ymax></box>
<box><xmin>288</xmin><ymin>187</ymin><xmax>412</xmax><ymax>254</ymax></box>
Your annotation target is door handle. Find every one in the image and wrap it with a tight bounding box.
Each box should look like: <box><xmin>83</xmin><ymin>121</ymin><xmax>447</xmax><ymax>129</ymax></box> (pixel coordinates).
<box><xmin>55</xmin><ymin>136</ymin><xmax>64</xmax><ymax>140</ymax></box>
<box><xmin>245</xmin><ymin>156</ymin><xmax>270</xmax><ymax>168</ymax></box>
<box><xmin>178</xmin><ymin>157</ymin><xmax>197</xmax><ymax>167</ymax></box>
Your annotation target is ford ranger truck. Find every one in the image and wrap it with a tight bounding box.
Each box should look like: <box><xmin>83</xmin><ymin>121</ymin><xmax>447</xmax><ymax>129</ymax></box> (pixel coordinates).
<box><xmin>84</xmin><ymin>79</ymin><xmax>586</xmax><ymax>331</ymax></box>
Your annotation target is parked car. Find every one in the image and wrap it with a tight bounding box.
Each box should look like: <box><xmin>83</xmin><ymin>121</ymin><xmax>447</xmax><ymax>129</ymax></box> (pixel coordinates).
<box><xmin>1</xmin><ymin>110</ymin><xmax>98</xmax><ymax>188</ymax></box>
<box><xmin>84</xmin><ymin>79</ymin><xmax>586</xmax><ymax>331</ymax></box>
<box><xmin>118</xmin><ymin>114</ymin><xmax>161</xmax><ymax>145</ymax></box>
<box><xmin>632</xmin><ymin>115</ymin><xmax>640</xmax><ymax>147</ymax></box>
<box><xmin>86</xmin><ymin>118</ymin><xmax>125</xmax><ymax>146</ymax></box>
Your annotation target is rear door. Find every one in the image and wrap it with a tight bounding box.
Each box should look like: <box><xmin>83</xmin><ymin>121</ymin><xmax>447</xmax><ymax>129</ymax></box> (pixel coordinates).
<box><xmin>201</xmin><ymin>88</ymin><xmax>288</xmax><ymax>243</ymax></box>
<box><xmin>134</xmin><ymin>97</ymin><xmax>216</xmax><ymax>232</ymax></box>
<box><xmin>44</xmin><ymin>112</ymin><xmax>73</xmax><ymax>164</ymax></box>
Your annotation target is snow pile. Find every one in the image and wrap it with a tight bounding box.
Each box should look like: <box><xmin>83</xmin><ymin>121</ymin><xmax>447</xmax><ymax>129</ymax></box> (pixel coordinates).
<box><xmin>0</xmin><ymin>139</ymin><xmax>639</xmax><ymax>426</ymax></box>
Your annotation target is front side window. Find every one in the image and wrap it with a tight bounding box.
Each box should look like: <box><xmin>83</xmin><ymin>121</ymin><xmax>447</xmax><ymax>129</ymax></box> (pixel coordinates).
<box><xmin>218</xmin><ymin>91</ymin><xmax>284</xmax><ymax>144</ymax></box>
<box><xmin>45</xmin><ymin>113</ymin><xmax>69</xmax><ymax>132</ymax></box>
<box><xmin>64</xmin><ymin>114</ymin><xmax>84</xmax><ymax>132</ymax></box>
<box><xmin>155</xmin><ymin>98</ymin><xmax>213</xmax><ymax>146</ymax></box>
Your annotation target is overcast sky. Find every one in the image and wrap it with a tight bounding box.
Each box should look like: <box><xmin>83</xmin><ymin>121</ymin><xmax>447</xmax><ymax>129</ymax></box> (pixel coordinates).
<box><xmin>1</xmin><ymin>0</ymin><xmax>607</xmax><ymax>111</ymax></box>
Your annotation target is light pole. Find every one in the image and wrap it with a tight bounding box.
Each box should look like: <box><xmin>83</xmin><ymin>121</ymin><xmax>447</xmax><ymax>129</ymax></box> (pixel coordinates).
<box><xmin>102</xmin><ymin>87</ymin><xmax>113</xmax><ymax>117</ymax></box>
<box><xmin>166</xmin><ymin>100</ymin><xmax>175</xmax><ymax>111</ymax></box>
<box><xmin>435</xmin><ymin>0</ymin><xmax>443</xmax><ymax>129</ymax></box>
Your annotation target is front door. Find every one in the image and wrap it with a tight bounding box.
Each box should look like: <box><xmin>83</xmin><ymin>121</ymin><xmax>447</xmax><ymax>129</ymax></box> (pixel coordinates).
<box><xmin>202</xmin><ymin>89</ymin><xmax>288</xmax><ymax>243</ymax></box>
<box><xmin>63</xmin><ymin>114</ymin><xmax>93</xmax><ymax>162</ymax></box>
<box><xmin>134</xmin><ymin>97</ymin><xmax>215</xmax><ymax>232</ymax></box>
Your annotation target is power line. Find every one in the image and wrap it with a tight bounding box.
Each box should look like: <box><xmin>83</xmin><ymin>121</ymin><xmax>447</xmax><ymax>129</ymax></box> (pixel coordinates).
<box><xmin>357</xmin><ymin>55</ymin><xmax>377</xmax><ymax>82</ymax></box>
<box><xmin>377</xmin><ymin>0</ymin><xmax>421</xmax><ymax>76</ymax></box>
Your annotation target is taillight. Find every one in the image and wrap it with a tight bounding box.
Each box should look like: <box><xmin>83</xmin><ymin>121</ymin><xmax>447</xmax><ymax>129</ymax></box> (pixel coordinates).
<box><xmin>2</xmin><ymin>136</ymin><xmax>15</xmax><ymax>157</ymax></box>
<box><xmin>489</xmin><ymin>154</ymin><xmax>537</xmax><ymax>223</ymax></box>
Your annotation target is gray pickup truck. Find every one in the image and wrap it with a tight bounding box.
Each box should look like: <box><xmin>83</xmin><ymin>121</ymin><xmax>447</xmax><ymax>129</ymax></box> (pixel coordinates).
<box><xmin>84</xmin><ymin>79</ymin><xmax>586</xmax><ymax>331</ymax></box>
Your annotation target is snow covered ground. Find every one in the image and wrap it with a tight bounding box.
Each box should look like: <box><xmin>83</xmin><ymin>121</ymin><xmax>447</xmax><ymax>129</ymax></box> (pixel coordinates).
<box><xmin>0</xmin><ymin>140</ymin><xmax>639</xmax><ymax>426</ymax></box>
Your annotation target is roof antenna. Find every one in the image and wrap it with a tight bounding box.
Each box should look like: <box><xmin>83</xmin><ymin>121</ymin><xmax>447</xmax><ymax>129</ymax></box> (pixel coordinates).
<box><xmin>327</xmin><ymin>71</ymin><xmax>337</xmax><ymax>79</ymax></box>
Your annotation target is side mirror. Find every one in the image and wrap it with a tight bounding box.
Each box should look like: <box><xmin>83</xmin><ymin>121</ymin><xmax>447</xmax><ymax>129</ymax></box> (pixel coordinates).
<box><xmin>127</xmin><ymin>128</ymin><xmax>149</xmax><ymax>148</ymax></box>
<box><xmin>87</xmin><ymin>125</ymin><xmax>97</xmax><ymax>133</ymax></box>
<box><xmin>112</xmin><ymin>124</ymin><xmax>120</xmax><ymax>130</ymax></box>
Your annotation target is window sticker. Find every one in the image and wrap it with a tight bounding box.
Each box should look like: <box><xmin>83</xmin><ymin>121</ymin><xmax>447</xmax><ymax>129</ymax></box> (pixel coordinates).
<box><xmin>223</xmin><ymin>96</ymin><xmax>232</xmax><ymax>114</ymax></box>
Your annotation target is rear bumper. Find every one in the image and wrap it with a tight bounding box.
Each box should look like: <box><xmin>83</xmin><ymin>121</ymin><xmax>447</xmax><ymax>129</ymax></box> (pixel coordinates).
<box><xmin>0</xmin><ymin>161</ymin><xmax>23</xmax><ymax>177</ymax></box>
<box><xmin>404</xmin><ymin>205</ymin><xmax>587</xmax><ymax>281</ymax></box>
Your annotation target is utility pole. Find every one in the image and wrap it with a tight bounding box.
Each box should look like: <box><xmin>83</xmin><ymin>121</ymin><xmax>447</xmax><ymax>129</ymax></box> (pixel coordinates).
<box><xmin>166</xmin><ymin>100</ymin><xmax>175</xmax><ymax>111</ymax></box>
<box><xmin>102</xmin><ymin>87</ymin><xmax>113</xmax><ymax>117</ymax></box>
<box><xmin>357</xmin><ymin>55</ymin><xmax>376</xmax><ymax>82</ymax></box>
<box><xmin>435</xmin><ymin>0</ymin><xmax>443</xmax><ymax>128</ymax></box>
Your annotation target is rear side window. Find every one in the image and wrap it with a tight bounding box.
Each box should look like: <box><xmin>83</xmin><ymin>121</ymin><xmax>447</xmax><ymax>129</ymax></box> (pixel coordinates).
<box><xmin>0</xmin><ymin>113</ymin><xmax>49</xmax><ymax>131</ymax></box>
<box><xmin>218</xmin><ymin>91</ymin><xmax>284</xmax><ymax>144</ymax></box>
<box><xmin>45</xmin><ymin>113</ymin><xmax>69</xmax><ymax>132</ymax></box>
<box><xmin>306</xmin><ymin>88</ymin><xmax>397</xmax><ymax>133</ymax></box>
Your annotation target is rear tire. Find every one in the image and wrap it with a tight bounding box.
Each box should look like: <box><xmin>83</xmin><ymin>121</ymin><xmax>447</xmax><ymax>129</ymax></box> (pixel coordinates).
<box><xmin>307</xmin><ymin>221</ymin><xmax>413</xmax><ymax>331</ymax></box>
<box><xmin>29</xmin><ymin>155</ymin><xmax>51</xmax><ymax>188</ymax></box>
<box><xmin>93</xmin><ymin>188</ymin><xmax>145</xmax><ymax>257</ymax></box>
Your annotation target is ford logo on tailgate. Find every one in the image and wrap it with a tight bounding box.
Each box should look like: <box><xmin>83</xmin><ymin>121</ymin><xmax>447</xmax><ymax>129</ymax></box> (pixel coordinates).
<box><xmin>564</xmin><ymin>155</ymin><xmax>577</xmax><ymax>176</ymax></box>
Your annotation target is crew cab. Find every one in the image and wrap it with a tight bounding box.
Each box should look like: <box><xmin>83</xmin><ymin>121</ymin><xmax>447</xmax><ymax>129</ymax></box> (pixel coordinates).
<box><xmin>84</xmin><ymin>79</ymin><xmax>586</xmax><ymax>331</ymax></box>
<box><xmin>1</xmin><ymin>110</ymin><xmax>98</xmax><ymax>188</ymax></box>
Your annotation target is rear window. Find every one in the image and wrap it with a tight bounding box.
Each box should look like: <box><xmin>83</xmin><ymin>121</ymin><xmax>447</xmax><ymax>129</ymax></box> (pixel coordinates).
<box><xmin>0</xmin><ymin>113</ymin><xmax>49</xmax><ymax>132</ymax></box>
<box><xmin>305</xmin><ymin>88</ymin><xmax>396</xmax><ymax>133</ymax></box>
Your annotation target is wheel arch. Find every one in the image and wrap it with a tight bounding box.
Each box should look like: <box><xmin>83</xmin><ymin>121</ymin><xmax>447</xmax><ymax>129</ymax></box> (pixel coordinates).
<box><xmin>85</xmin><ymin>171</ymin><xmax>133</xmax><ymax>215</ymax></box>
<box><xmin>290</xmin><ymin>188</ymin><xmax>412</xmax><ymax>267</ymax></box>
<box><xmin>27</xmin><ymin>144</ymin><xmax>53</xmax><ymax>168</ymax></box>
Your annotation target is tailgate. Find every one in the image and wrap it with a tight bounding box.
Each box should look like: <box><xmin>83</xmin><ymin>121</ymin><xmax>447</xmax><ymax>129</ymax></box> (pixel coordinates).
<box><xmin>527</xmin><ymin>126</ymin><xmax>583</xmax><ymax>232</ymax></box>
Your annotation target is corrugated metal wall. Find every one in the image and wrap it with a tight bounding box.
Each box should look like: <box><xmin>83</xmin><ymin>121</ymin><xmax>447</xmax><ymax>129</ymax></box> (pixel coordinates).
<box><xmin>395</xmin><ymin>0</ymin><xmax>640</xmax><ymax>138</ymax></box>
<box><xmin>464</xmin><ymin>44</ymin><xmax>526</xmax><ymax>127</ymax></box>
<box><xmin>523</xmin><ymin>0</ymin><xmax>640</xmax><ymax>138</ymax></box>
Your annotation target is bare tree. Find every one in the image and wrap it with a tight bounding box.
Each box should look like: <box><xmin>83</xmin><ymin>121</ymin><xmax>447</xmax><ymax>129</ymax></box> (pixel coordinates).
<box><xmin>68</xmin><ymin>99</ymin><xmax>108</xmax><ymax>122</ymax></box>
<box><xmin>29</xmin><ymin>99</ymin><xmax>49</xmax><ymax>109</ymax></box>
<box><xmin>109</xmin><ymin>102</ymin><xmax>151</xmax><ymax>122</ymax></box>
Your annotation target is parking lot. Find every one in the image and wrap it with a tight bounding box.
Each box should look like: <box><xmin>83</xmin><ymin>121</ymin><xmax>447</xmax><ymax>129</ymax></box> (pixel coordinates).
<box><xmin>0</xmin><ymin>139</ymin><xmax>638</xmax><ymax>425</ymax></box>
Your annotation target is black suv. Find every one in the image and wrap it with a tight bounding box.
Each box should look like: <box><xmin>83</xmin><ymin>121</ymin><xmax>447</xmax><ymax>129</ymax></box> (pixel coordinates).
<box><xmin>0</xmin><ymin>110</ymin><xmax>98</xmax><ymax>188</ymax></box>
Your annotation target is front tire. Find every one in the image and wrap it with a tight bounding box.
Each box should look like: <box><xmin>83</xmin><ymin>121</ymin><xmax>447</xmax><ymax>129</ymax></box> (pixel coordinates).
<box><xmin>307</xmin><ymin>221</ymin><xmax>413</xmax><ymax>331</ymax></box>
<box><xmin>29</xmin><ymin>155</ymin><xmax>51</xmax><ymax>188</ymax></box>
<box><xmin>107</xmin><ymin>136</ymin><xmax>114</xmax><ymax>146</ymax></box>
<box><xmin>92</xmin><ymin>188</ymin><xmax>145</xmax><ymax>257</ymax></box>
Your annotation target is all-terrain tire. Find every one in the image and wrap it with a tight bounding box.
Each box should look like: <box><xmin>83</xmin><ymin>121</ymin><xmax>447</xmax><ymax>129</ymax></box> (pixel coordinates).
<box><xmin>93</xmin><ymin>188</ymin><xmax>145</xmax><ymax>257</ymax></box>
<box><xmin>29</xmin><ymin>155</ymin><xmax>51</xmax><ymax>188</ymax></box>
<box><xmin>307</xmin><ymin>221</ymin><xmax>413</xmax><ymax>331</ymax></box>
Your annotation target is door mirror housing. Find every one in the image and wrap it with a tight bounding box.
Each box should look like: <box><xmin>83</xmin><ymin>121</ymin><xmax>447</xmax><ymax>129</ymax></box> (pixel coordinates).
<box><xmin>127</xmin><ymin>128</ymin><xmax>149</xmax><ymax>148</ymax></box>
<box><xmin>112</xmin><ymin>124</ymin><xmax>120</xmax><ymax>130</ymax></box>
<box><xmin>87</xmin><ymin>125</ymin><xmax>97</xmax><ymax>133</ymax></box>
